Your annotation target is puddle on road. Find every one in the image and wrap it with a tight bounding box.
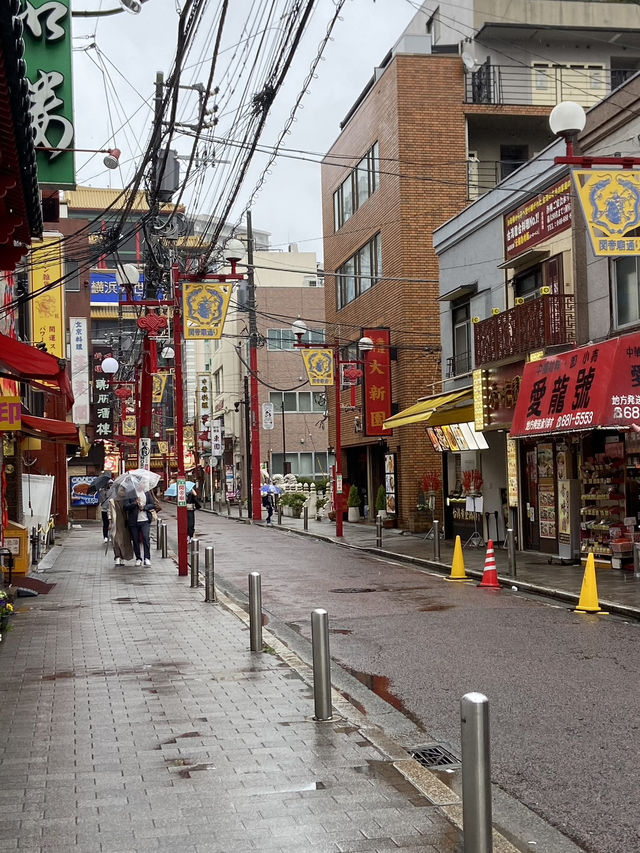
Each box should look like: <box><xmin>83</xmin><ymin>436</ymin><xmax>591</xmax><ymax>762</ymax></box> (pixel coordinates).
<box><xmin>330</xmin><ymin>628</ymin><xmax>353</xmax><ymax>635</ymax></box>
<box><xmin>341</xmin><ymin>665</ymin><xmax>426</xmax><ymax>732</ymax></box>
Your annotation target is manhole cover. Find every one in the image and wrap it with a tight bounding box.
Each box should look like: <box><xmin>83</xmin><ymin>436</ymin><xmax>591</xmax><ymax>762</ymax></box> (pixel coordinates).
<box><xmin>410</xmin><ymin>744</ymin><xmax>460</xmax><ymax>768</ymax></box>
<box><xmin>330</xmin><ymin>587</ymin><xmax>378</xmax><ymax>594</ymax></box>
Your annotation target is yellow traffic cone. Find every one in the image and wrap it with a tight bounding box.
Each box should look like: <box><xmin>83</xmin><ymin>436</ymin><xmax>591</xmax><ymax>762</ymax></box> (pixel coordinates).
<box><xmin>574</xmin><ymin>552</ymin><xmax>608</xmax><ymax>614</ymax></box>
<box><xmin>445</xmin><ymin>535</ymin><xmax>471</xmax><ymax>581</ymax></box>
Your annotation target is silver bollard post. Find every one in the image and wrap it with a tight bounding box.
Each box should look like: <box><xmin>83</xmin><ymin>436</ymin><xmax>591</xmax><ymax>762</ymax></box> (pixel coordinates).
<box><xmin>303</xmin><ymin>505</ymin><xmax>308</xmax><ymax>531</ymax></box>
<box><xmin>156</xmin><ymin>517</ymin><xmax>161</xmax><ymax>550</ymax></box>
<box><xmin>461</xmin><ymin>692</ymin><xmax>493</xmax><ymax>853</ymax></box>
<box><xmin>376</xmin><ymin>515</ymin><xmax>383</xmax><ymax>548</ymax></box>
<box><xmin>277</xmin><ymin>504</ymin><xmax>282</xmax><ymax>526</ymax></box>
<box><xmin>506</xmin><ymin>528</ymin><xmax>516</xmax><ymax>577</ymax></box>
<box><xmin>204</xmin><ymin>546</ymin><xmax>216</xmax><ymax>602</ymax></box>
<box><xmin>248</xmin><ymin>571</ymin><xmax>262</xmax><ymax>652</ymax></box>
<box><xmin>190</xmin><ymin>539</ymin><xmax>200</xmax><ymax>588</ymax></box>
<box><xmin>239</xmin><ymin>502</ymin><xmax>243</xmax><ymax>518</ymax></box>
<box><xmin>634</xmin><ymin>543</ymin><xmax>640</xmax><ymax>579</ymax></box>
<box><xmin>226</xmin><ymin>501</ymin><xmax>231</xmax><ymax>517</ymax></box>
<box><xmin>311</xmin><ymin>608</ymin><xmax>332</xmax><ymax>721</ymax></box>
<box><xmin>161</xmin><ymin>522</ymin><xmax>168</xmax><ymax>559</ymax></box>
<box><xmin>433</xmin><ymin>519</ymin><xmax>441</xmax><ymax>561</ymax></box>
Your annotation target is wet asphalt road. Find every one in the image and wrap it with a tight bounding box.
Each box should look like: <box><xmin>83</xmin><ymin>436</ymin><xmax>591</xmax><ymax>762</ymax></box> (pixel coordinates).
<box><xmin>167</xmin><ymin>508</ymin><xmax>640</xmax><ymax>853</ymax></box>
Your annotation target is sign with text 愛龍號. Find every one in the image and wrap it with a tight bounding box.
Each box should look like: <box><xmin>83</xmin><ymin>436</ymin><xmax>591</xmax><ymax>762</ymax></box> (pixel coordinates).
<box><xmin>573</xmin><ymin>169</ymin><xmax>640</xmax><ymax>256</ymax></box>
<box><xmin>0</xmin><ymin>397</ymin><xmax>21</xmax><ymax>431</ymax></box>
<box><xmin>31</xmin><ymin>237</ymin><xmax>65</xmax><ymax>358</ymax></box>
<box><xmin>510</xmin><ymin>331</ymin><xmax>640</xmax><ymax>436</ymax></box>
<box><xmin>22</xmin><ymin>0</ymin><xmax>75</xmax><ymax>188</ymax></box>
<box><xmin>183</xmin><ymin>282</ymin><xmax>233</xmax><ymax>340</ymax></box>
<box><xmin>363</xmin><ymin>328</ymin><xmax>392</xmax><ymax>436</ymax></box>
<box><xmin>504</xmin><ymin>177</ymin><xmax>571</xmax><ymax>260</ymax></box>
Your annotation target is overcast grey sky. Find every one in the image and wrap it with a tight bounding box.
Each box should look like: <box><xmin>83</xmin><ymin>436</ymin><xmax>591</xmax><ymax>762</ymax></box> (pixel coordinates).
<box><xmin>70</xmin><ymin>0</ymin><xmax>423</xmax><ymax>260</ymax></box>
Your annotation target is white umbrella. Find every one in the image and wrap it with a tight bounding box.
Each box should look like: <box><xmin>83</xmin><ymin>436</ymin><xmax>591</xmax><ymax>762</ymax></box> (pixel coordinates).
<box><xmin>110</xmin><ymin>469</ymin><xmax>160</xmax><ymax>502</ymax></box>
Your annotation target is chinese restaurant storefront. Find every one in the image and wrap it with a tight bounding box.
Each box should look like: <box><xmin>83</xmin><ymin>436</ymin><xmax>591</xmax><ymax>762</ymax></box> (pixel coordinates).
<box><xmin>511</xmin><ymin>332</ymin><xmax>640</xmax><ymax>569</ymax></box>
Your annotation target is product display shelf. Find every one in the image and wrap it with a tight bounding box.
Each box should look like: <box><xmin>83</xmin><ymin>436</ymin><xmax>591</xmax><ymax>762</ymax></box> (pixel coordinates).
<box><xmin>579</xmin><ymin>459</ymin><xmax>625</xmax><ymax>565</ymax></box>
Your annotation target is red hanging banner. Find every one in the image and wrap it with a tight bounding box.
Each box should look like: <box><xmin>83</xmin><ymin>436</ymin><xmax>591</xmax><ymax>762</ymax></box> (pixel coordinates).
<box><xmin>363</xmin><ymin>328</ymin><xmax>392</xmax><ymax>436</ymax></box>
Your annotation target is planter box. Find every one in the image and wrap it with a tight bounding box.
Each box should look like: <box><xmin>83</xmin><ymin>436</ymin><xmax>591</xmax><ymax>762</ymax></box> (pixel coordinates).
<box><xmin>347</xmin><ymin>506</ymin><xmax>360</xmax><ymax>523</ymax></box>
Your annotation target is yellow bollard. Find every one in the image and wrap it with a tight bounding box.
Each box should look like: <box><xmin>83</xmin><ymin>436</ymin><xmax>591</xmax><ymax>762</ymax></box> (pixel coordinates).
<box><xmin>574</xmin><ymin>552</ymin><xmax>608</xmax><ymax>614</ymax></box>
<box><xmin>445</xmin><ymin>535</ymin><xmax>471</xmax><ymax>582</ymax></box>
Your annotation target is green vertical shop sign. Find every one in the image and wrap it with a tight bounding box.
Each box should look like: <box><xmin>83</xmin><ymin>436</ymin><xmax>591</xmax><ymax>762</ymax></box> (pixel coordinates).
<box><xmin>20</xmin><ymin>0</ymin><xmax>75</xmax><ymax>188</ymax></box>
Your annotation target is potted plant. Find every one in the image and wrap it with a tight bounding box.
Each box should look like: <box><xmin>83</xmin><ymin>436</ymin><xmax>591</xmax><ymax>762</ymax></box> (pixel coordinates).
<box><xmin>0</xmin><ymin>590</ymin><xmax>14</xmax><ymax>641</ymax></box>
<box><xmin>375</xmin><ymin>484</ymin><xmax>387</xmax><ymax>519</ymax></box>
<box><xmin>347</xmin><ymin>485</ymin><xmax>361</xmax><ymax>522</ymax></box>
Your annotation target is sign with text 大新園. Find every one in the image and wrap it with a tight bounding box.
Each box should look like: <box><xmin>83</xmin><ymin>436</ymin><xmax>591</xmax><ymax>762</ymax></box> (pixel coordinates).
<box><xmin>504</xmin><ymin>177</ymin><xmax>571</xmax><ymax>260</ymax></box>
<box><xmin>21</xmin><ymin>0</ymin><xmax>75</xmax><ymax>188</ymax></box>
<box><xmin>363</xmin><ymin>328</ymin><xmax>392</xmax><ymax>436</ymax></box>
<box><xmin>573</xmin><ymin>169</ymin><xmax>640</xmax><ymax>256</ymax></box>
<box><xmin>511</xmin><ymin>331</ymin><xmax>640</xmax><ymax>437</ymax></box>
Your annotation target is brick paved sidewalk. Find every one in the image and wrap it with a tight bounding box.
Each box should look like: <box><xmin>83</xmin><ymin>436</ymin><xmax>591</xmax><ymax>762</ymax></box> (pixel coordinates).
<box><xmin>0</xmin><ymin>526</ymin><xmax>478</xmax><ymax>853</ymax></box>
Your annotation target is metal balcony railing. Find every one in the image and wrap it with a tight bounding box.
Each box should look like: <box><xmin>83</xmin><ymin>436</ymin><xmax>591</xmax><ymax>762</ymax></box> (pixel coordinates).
<box><xmin>474</xmin><ymin>294</ymin><xmax>576</xmax><ymax>366</ymax></box>
<box><xmin>465</xmin><ymin>64</ymin><xmax>636</xmax><ymax>107</ymax></box>
<box><xmin>467</xmin><ymin>159</ymin><xmax>528</xmax><ymax>199</ymax></box>
<box><xmin>446</xmin><ymin>351</ymin><xmax>472</xmax><ymax>378</ymax></box>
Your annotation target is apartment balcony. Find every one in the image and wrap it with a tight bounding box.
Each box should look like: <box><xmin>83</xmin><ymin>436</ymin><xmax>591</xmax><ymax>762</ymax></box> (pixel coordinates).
<box><xmin>446</xmin><ymin>351</ymin><xmax>472</xmax><ymax>379</ymax></box>
<box><xmin>464</xmin><ymin>64</ymin><xmax>635</xmax><ymax>108</ymax></box>
<box><xmin>474</xmin><ymin>295</ymin><xmax>576</xmax><ymax>367</ymax></box>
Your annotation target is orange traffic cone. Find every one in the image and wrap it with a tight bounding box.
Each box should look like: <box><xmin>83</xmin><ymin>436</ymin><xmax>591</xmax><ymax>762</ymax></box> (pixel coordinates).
<box><xmin>478</xmin><ymin>539</ymin><xmax>500</xmax><ymax>589</ymax></box>
<box><xmin>574</xmin><ymin>552</ymin><xmax>608</xmax><ymax>614</ymax></box>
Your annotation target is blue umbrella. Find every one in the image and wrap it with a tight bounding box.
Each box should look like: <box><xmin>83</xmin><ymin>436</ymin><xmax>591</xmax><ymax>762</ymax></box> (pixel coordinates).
<box><xmin>261</xmin><ymin>484</ymin><xmax>282</xmax><ymax>495</ymax></box>
<box><xmin>164</xmin><ymin>481</ymin><xmax>196</xmax><ymax>497</ymax></box>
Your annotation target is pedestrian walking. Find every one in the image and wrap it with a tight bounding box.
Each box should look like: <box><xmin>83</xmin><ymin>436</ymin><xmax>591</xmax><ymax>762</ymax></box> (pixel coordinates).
<box><xmin>98</xmin><ymin>475</ymin><xmax>113</xmax><ymax>542</ymax></box>
<box><xmin>186</xmin><ymin>487</ymin><xmax>201</xmax><ymax>542</ymax></box>
<box><xmin>262</xmin><ymin>491</ymin><xmax>275</xmax><ymax>524</ymax></box>
<box><xmin>107</xmin><ymin>490</ymin><xmax>133</xmax><ymax>566</ymax></box>
<box><xmin>123</xmin><ymin>490</ymin><xmax>156</xmax><ymax>566</ymax></box>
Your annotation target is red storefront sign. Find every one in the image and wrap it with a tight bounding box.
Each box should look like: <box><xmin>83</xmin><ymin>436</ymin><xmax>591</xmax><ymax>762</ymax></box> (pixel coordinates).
<box><xmin>363</xmin><ymin>327</ymin><xmax>392</xmax><ymax>436</ymax></box>
<box><xmin>504</xmin><ymin>177</ymin><xmax>571</xmax><ymax>260</ymax></box>
<box><xmin>511</xmin><ymin>332</ymin><xmax>640</xmax><ymax>437</ymax></box>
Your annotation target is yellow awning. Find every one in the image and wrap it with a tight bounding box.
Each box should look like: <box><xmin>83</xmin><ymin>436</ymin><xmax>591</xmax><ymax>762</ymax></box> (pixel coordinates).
<box><xmin>383</xmin><ymin>389</ymin><xmax>473</xmax><ymax>429</ymax></box>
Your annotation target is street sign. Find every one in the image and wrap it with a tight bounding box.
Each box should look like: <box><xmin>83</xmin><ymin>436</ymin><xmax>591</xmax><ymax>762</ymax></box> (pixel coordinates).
<box><xmin>262</xmin><ymin>402</ymin><xmax>274</xmax><ymax>430</ymax></box>
<box><xmin>139</xmin><ymin>437</ymin><xmax>151</xmax><ymax>471</ymax></box>
<box><xmin>177</xmin><ymin>479</ymin><xmax>187</xmax><ymax>507</ymax></box>
<box><xmin>211</xmin><ymin>419</ymin><xmax>223</xmax><ymax>455</ymax></box>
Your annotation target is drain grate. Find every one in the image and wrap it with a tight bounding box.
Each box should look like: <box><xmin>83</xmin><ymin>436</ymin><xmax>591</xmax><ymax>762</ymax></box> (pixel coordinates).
<box><xmin>410</xmin><ymin>744</ymin><xmax>460</xmax><ymax>768</ymax></box>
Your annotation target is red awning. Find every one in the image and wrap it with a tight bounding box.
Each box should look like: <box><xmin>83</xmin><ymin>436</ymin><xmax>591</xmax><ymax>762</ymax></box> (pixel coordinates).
<box><xmin>21</xmin><ymin>414</ymin><xmax>79</xmax><ymax>443</ymax></box>
<box><xmin>0</xmin><ymin>333</ymin><xmax>74</xmax><ymax>410</ymax></box>
<box><xmin>510</xmin><ymin>331</ymin><xmax>640</xmax><ymax>438</ymax></box>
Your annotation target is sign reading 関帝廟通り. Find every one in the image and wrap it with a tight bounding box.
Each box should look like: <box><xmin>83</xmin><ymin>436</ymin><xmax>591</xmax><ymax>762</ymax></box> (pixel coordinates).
<box><xmin>573</xmin><ymin>169</ymin><xmax>640</xmax><ymax>256</ymax></box>
<box><xmin>504</xmin><ymin>177</ymin><xmax>571</xmax><ymax>260</ymax></box>
<box><xmin>511</xmin><ymin>332</ymin><xmax>640</xmax><ymax>437</ymax></box>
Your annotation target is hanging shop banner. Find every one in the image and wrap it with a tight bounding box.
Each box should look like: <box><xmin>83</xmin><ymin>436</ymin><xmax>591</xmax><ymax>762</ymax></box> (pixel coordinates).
<box><xmin>31</xmin><ymin>237</ymin><xmax>65</xmax><ymax>358</ymax></box>
<box><xmin>210</xmin><ymin>420</ymin><xmax>223</xmax><ymax>456</ymax></box>
<box><xmin>573</xmin><ymin>169</ymin><xmax>640</xmax><ymax>255</ymax></box>
<box><xmin>152</xmin><ymin>373</ymin><xmax>168</xmax><ymax>404</ymax></box>
<box><xmin>0</xmin><ymin>397</ymin><xmax>21</xmax><ymax>431</ymax></box>
<box><xmin>504</xmin><ymin>177</ymin><xmax>572</xmax><ymax>260</ymax></box>
<box><xmin>301</xmin><ymin>349</ymin><xmax>334</xmax><ymax>386</ymax></box>
<box><xmin>21</xmin><ymin>0</ymin><xmax>75</xmax><ymax>188</ymax></box>
<box><xmin>90</xmin><ymin>271</ymin><xmax>145</xmax><ymax>305</ymax></box>
<box><xmin>70</xmin><ymin>317</ymin><xmax>90</xmax><ymax>424</ymax></box>
<box><xmin>182</xmin><ymin>282</ymin><xmax>233</xmax><ymax>340</ymax></box>
<box><xmin>473</xmin><ymin>364</ymin><xmax>523</xmax><ymax>431</ymax></box>
<box><xmin>122</xmin><ymin>416</ymin><xmax>136</xmax><ymax>436</ymax></box>
<box><xmin>511</xmin><ymin>331</ymin><xmax>640</xmax><ymax>437</ymax></box>
<box><xmin>363</xmin><ymin>328</ymin><xmax>392</xmax><ymax>436</ymax></box>
<box><xmin>91</xmin><ymin>347</ymin><xmax>114</xmax><ymax>440</ymax></box>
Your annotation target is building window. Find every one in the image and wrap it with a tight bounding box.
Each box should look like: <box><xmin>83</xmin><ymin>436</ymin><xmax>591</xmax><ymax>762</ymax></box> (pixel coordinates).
<box><xmin>333</xmin><ymin>142</ymin><xmax>379</xmax><ymax>231</ymax></box>
<box><xmin>267</xmin><ymin>328</ymin><xmax>325</xmax><ymax>350</ymax></box>
<box><xmin>213</xmin><ymin>368</ymin><xmax>223</xmax><ymax>396</ymax></box>
<box><xmin>451</xmin><ymin>300</ymin><xmax>471</xmax><ymax>376</ymax></box>
<box><xmin>269</xmin><ymin>391</ymin><xmax>326</xmax><ymax>413</ymax></box>
<box><xmin>65</xmin><ymin>258</ymin><xmax>81</xmax><ymax>291</ymax></box>
<box><xmin>614</xmin><ymin>256</ymin><xmax>640</xmax><ymax>328</ymax></box>
<box><xmin>500</xmin><ymin>144</ymin><xmax>528</xmax><ymax>180</ymax></box>
<box><xmin>336</xmin><ymin>233</ymin><xmax>382</xmax><ymax>309</ymax></box>
<box><xmin>271</xmin><ymin>451</ymin><xmax>335</xmax><ymax>479</ymax></box>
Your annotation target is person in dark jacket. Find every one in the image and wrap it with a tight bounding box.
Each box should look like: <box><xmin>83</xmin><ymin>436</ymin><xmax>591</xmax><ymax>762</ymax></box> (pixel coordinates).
<box><xmin>262</xmin><ymin>491</ymin><xmax>275</xmax><ymax>524</ymax></box>
<box><xmin>186</xmin><ymin>487</ymin><xmax>201</xmax><ymax>542</ymax></box>
<box><xmin>123</xmin><ymin>490</ymin><xmax>156</xmax><ymax>566</ymax></box>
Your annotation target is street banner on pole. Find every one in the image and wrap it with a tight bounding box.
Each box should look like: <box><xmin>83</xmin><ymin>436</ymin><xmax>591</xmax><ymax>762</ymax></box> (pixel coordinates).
<box><xmin>152</xmin><ymin>373</ymin><xmax>168</xmax><ymax>403</ymax></box>
<box><xmin>262</xmin><ymin>403</ymin><xmax>274</xmax><ymax>429</ymax></box>
<box><xmin>573</xmin><ymin>169</ymin><xmax>640</xmax><ymax>255</ymax></box>
<box><xmin>182</xmin><ymin>282</ymin><xmax>233</xmax><ymax>339</ymax></box>
<box><xmin>301</xmin><ymin>349</ymin><xmax>334</xmax><ymax>386</ymax></box>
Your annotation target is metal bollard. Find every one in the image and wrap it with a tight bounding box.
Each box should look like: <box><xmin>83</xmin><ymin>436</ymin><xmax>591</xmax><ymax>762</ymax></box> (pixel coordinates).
<box><xmin>226</xmin><ymin>501</ymin><xmax>231</xmax><ymax>517</ymax></box>
<box><xmin>311</xmin><ymin>608</ymin><xmax>332</xmax><ymax>721</ymax></box>
<box><xmin>204</xmin><ymin>546</ymin><xmax>216</xmax><ymax>602</ymax></box>
<box><xmin>156</xmin><ymin>517</ymin><xmax>161</xmax><ymax>550</ymax></box>
<box><xmin>161</xmin><ymin>522</ymin><xmax>168</xmax><ymax>559</ymax></box>
<box><xmin>30</xmin><ymin>526</ymin><xmax>38</xmax><ymax>565</ymax></box>
<box><xmin>277</xmin><ymin>504</ymin><xmax>282</xmax><ymax>526</ymax></box>
<box><xmin>376</xmin><ymin>515</ymin><xmax>383</xmax><ymax>548</ymax></box>
<box><xmin>190</xmin><ymin>538</ymin><xmax>200</xmax><ymax>588</ymax></box>
<box><xmin>303</xmin><ymin>505</ymin><xmax>308</xmax><ymax>531</ymax></box>
<box><xmin>506</xmin><ymin>528</ymin><xmax>516</xmax><ymax>577</ymax></box>
<box><xmin>238</xmin><ymin>502</ymin><xmax>243</xmax><ymax>518</ymax></box>
<box><xmin>433</xmin><ymin>519</ymin><xmax>441</xmax><ymax>561</ymax></box>
<box><xmin>461</xmin><ymin>692</ymin><xmax>493</xmax><ymax>853</ymax></box>
<box><xmin>634</xmin><ymin>543</ymin><xmax>640</xmax><ymax>579</ymax></box>
<box><xmin>248</xmin><ymin>572</ymin><xmax>262</xmax><ymax>652</ymax></box>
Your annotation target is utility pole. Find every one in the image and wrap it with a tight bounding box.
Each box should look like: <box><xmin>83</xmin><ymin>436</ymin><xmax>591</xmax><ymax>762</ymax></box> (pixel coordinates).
<box><xmin>244</xmin><ymin>374</ymin><xmax>252</xmax><ymax>517</ymax></box>
<box><xmin>246</xmin><ymin>211</ymin><xmax>262</xmax><ymax>520</ymax></box>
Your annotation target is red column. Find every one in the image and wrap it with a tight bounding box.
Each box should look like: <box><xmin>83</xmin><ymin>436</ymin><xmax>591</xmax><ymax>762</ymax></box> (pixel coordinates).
<box><xmin>334</xmin><ymin>342</ymin><xmax>343</xmax><ymax>538</ymax></box>
<box><xmin>250</xmin><ymin>345</ymin><xmax>262</xmax><ymax>521</ymax></box>
<box><xmin>173</xmin><ymin>269</ymin><xmax>188</xmax><ymax>575</ymax></box>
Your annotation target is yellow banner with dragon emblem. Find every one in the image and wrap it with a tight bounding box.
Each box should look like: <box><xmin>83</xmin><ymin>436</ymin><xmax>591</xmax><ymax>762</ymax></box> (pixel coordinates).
<box><xmin>301</xmin><ymin>349</ymin><xmax>334</xmax><ymax>386</ymax></box>
<box><xmin>182</xmin><ymin>282</ymin><xmax>233</xmax><ymax>340</ymax></box>
<box><xmin>573</xmin><ymin>169</ymin><xmax>640</xmax><ymax>255</ymax></box>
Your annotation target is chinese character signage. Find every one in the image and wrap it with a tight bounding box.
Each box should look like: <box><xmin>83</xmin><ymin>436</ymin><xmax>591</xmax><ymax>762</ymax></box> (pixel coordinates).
<box><xmin>511</xmin><ymin>332</ymin><xmax>640</xmax><ymax>437</ymax></box>
<box><xmin>182</xmin><ymin>282</ymin><xmax>233</xmax><ymax>340</ymax></box>
<box><xmin>70</xmin><ymin>317</ymin><xmax>90</xmax><ymax>424</ymax></box>
<box><xmin>31</xmin><ymin>237</ymin><xmax>65</xmax><ymax>358</ymax></box>
<box><xmin>211</xmin><ymin>419</ymin><xmax>223</xmax><ymax>456</ymax></box>
<box><xmin>573</xmin><ymin>169</ymin><xmax>640</xmax><ymax>256</ymax></box>
<box><xmin>92</xmin><ymin>348</ymin><xmax>113</xmax><ymax>440</ymax></box>
<box><xmin>363</xmin><ymin>328</ymin><xmax>392</xmax><ymax>436</ymax></box>
<box><xmin>0</xmin><ymin>397</ymin><xmax>21</xmax><ymax>431</ymax></box>
<box><xmin>504</xmin><ymin>178</ymin><xmax>571</xmax><ymax>260</ymax></box>
<box><xmin>90</xmin><ymin>270</ymin><xmax>144</xmax><ymax>305</ymax></box>
<box><xmin>21</xmin><ymin>0</ymin><xmax>75</xmax><ymax>188</ymax></box>
<box><xmin>301</xmin><ymin>349</ymin><xmax>334</xmax><ymax>386</ymax></box>
<box><xmin>475</xmin><ymin>363</ymin><xmax>523</xmax><ymax>431</ymax></box>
